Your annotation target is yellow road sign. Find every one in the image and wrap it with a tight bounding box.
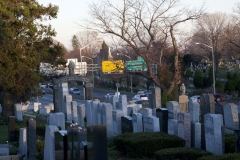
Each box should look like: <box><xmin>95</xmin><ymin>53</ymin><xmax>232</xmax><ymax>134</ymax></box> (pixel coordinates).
<box><xmin>102</xmin><ymin>60</ymin><xmax>124</xmax><ymax>73</ymax></box>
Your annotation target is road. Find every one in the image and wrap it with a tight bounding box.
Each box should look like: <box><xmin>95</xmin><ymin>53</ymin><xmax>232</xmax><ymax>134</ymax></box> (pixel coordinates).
<box><xmin>37</xmin><ymin>86</ymin><xmax>136</xmax><ymax>107</ymax></box>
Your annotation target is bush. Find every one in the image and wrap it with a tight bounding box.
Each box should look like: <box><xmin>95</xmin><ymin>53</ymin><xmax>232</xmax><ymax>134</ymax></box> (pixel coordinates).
<box><xmin>9</xmin><ymin>146</ymin><xmax>19</xmax><ymax>155</ymax></box>
<box><xmin>113</xmin><ymin>132</ymin><xmax>185</xmax><ymax>158</ymax></box>
<box><xmin>185</xmin><ymin>69</ymin><xmax>192</xmax><ymax>79</ymax></box>
<box><xmin>154</xmin><ymin>147</ymin><xmax>212</xmax><ymax>160</ymax></box>
<box><xmin>225</xmin><ymin>134</ymin><xmax>234</xmax><ymax>153</ymax></box>
<box><xmin>197</xmin><ymin>153</ymin><xmax>240</xmax><ymax>160</ymax></box>
<box><xmin>0</xmin><ymin>117</ymin><xmax>8</xmax><ymax>125</ymax></box>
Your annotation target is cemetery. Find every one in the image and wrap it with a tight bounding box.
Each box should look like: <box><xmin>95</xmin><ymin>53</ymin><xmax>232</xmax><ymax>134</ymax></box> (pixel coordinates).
<box><xmin>1</xmin><ymin>83</ymin><xmax>240</xmax><ymax>160</ymax></box>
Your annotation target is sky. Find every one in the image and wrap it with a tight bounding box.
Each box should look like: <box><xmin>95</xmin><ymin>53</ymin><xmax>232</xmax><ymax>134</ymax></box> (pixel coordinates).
<box><xmin>37</xmin><ymin>0</ymin><xmax>238</xmax><ymax>51</ymax></box>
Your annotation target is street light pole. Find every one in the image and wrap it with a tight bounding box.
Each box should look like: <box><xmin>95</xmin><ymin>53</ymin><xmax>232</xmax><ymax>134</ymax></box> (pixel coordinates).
<box><xmin>81</xmin><ymin>56</ymin><xmax>94</xmax><ymax>86</ymax></box>
<box><xmin>195</xmin><ymin>42</ymin><xmax>215</xmax><ymax>94</ymax></box>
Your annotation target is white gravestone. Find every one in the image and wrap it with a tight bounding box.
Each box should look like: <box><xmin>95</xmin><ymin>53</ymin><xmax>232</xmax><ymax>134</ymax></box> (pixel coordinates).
<box><xmin>112</xmin><ymin>95</ymin><xmax>119</xmax><ymax>110</ymax></box>
<box><xmin>132</xmin><ymin>113</ymin><xmax>143</xmax><ymax>132</ymax></box>
<box><xmin>166</xmin><ymin>101</ymin><xmax>180</xmax><ymax>112</ymax></box>
<box><xmin>191</xmin><ymin>122</ymin><xmax>201</xmax><ymax>148</ymax></box>
<box><xmin>0</xmin><ymin>147</ymin><xmax>9</xmax><ymax>156</ymax></box>
<box><xmin>139</xmin><ymin>108</ymin><xmax>152</xmax><ymax>117</ymax></box>
<box><xmin>14</xmin><ymin>103</ymin><xmax>23</xmax><ymax>121</ymax></box>
<box><xmin>143</xmin><ymin>116</ymin><xmax>160</xmax><ymax>132</ymax></box>
<box><xmin>204</xmin><ymin>114</ymin><xmax>223</xmax><ymax>155</ymax></box>
<box><xmin>168</xmin><ymin>110</ymin><xmax>179</xmax><ymax>120</ymax></box>
<box><xmin>92</xmin><ymin>100</ymin><xmax>100</xmax><ymax>125</ymax></box>
<box><xmin>55</xmin><ymin>112</ymin><xmax>65</xmax><ymax>130</ymax></box>
<box><xmin>168</xmin><ymin>119</ymin><xmax>178</xmax><ymax>136</ymax></box>
<box><xmin>102</xmin><ymin>103</ymin><xmax>113</xmax><ymax>137</ymax></box>
<box><xmin>44</xmin><ymin>125</ymin><xmax>59</xmax><ymax>160</ymax></box>
<box><xmin>77</xmin><ymin>104</ymin><xmax>85</xmax><ymax>128</ymax></box>
<box><xmin>117</xmin><ymin>95</ymin><xmax>128</xmax><ymax>116</ymax></box>
<box><xmin>112</xmin><ymin>110</ymin><xmax>124</xmax><ymax>136</ymax></box>
<box><xmin>19</xmin><ymin>128</ymin><xmax>27</xmax><ymax>157</ymax></box>
<box><xmin>223</xmin><ymin>103</ymin><xmax>239</xmax><ymax>129</ymax></box>
<box><xmin>127</xmin><ymin>106</ymin><xmax>138</xmax><ymax>116</ymax></box>
<box><xmin>60</xmin><ymin>82</ymin><xmax>69</xmax><ymax>113</ymax></box>
<box><xmin>71</xmin><ymin>101</ymin><xmax>78</xmax><ymax>123</ymax></box>
<box><xmin>189</xmin><ymin>99</ymin><xmax>200</xmax><ymax>122</ymax></box>
<box><xmin>177</xmin><ymin>112</ymin><xmax>191</xmax><ymax>147</ymax></box>
<box><xmin>34</xmin><ymin>102</ymin><xmax>39</xmax><ymax>112</ymax></box>
<box><xmin>65</xmin><ymin>94</ymin><xmax>72</xmax><ymax>122</ymax></box>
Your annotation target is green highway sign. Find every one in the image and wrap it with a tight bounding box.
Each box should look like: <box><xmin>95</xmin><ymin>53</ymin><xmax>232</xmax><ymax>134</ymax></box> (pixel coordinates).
<box><xmin>125</xmin><ymin>56</ymin><xmax>147</xmax><ymax>71</ymax></box>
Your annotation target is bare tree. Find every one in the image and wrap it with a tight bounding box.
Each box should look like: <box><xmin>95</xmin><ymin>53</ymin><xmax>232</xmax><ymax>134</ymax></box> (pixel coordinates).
<box><xmin>81</xmin><ymin>0</ymin><xmax>203</xmax><ymax>94</ymax></box>
<box><xmin>192</xmin><ymin>12</ymin><xmax>235</xmax><ymax>72</ymax></box>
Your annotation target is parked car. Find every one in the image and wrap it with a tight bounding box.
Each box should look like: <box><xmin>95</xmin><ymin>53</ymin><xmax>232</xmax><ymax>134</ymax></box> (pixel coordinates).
<box><xmin>190</xmin><ymin>95</ymin><xmax>200</xmax><ymax>103</ymax></box>
<box><xmin>39</xmin><ymin>83</ymin><xmax>46</xmax><ymax>89</ymax></box>
<box><xmin>105</xmin><ymin>93</ymin><xmax>115</xmax><ymax>98</ymax></box>
<box><xmin>132</xmin><ymin>94</ymin><xmax>141</xmax><ymax>100</ymax></box>
<box><xmin>69</xmin><ymin>87</ymin><xmax>80</xmax><ymax>94</ymax></box>
<box><xmin>47</xmin><ymin>83</ymin><xmax>54</xmax><ymax>89</ymax></box>
<box><xmin>71</xmin><ymin>88</ymin><xmax>81</xmax><ymax>95</ymax></box>
<box><xmin>40</xmin><ymin>87</ymin><xmax>45</xmax><ymax>94</ymax></box>
<box><xmin>137</xmin><ymin>90</ymin><xmax>145</xmax><ymax>95</ymax></box>
<box><xmin>214</xmin><ymin>94</ymin><xmax>223</xmax><ymax>102</ymax></box>
<box><xmin>133</xmin><ymin>99</ymin><xmax>149</xmax><ymax>104</ymax></box>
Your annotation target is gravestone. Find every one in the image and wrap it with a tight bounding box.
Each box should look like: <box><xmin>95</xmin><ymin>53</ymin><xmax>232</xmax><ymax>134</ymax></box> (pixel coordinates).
<box><xmin>188</xmin><ymin>99</ymin><xmax>200</xmax><ymax>122</ymax></box>
<box><xmin>201</xmin><ymin>123</ymin><xmax>206</xmax><ymax>150</ymax></box>
<box><xmin>27</xmin><ymin>119</ymin><xmax>36</xmax><ymax>159</ymax></box>
<box><xmin>121</xmin><ymin>116</ymin><xmax>133</xmax><ymax>133</ymax></box>
<box><xmin>215</xmin><ymin>102</ymin><xmax>225</xmax><ymax>115</ymax></box>
<box><xmin>223</xmin><ymin>103</ymin><xmax>239</xmax><ymax>129</ymax></box>
<box><xmin>86</xmin><ymin>100</ymin><xmax>93</xmax><ymax>125</ymax></box>
<box><xmin>67</xmin><ymin>125</ymin><xmax>83</xmax><ymax>160</ymax></box>
<box><xmin>127</xmin><ymin>106</ymin><xmax>138</xmax><ymax>116</ymax></box>
<box><xmin>97</xmin><ymin>103</ymin><xmax>105</xmax><ymax>125</ymax></box>
<box><xmin>92</xmin><ymin>100</ymin><xmax>100</xmax><ymax>125</ymax></box>
<box><xmin>49</xmin><ymin>103</ymin><xmax>54</xmax><ymax>111</ymax></box>
<box><xmin>102</xmin><ymin>103</ymin><xmax>113</xmax><ymax>137</ymax></box>
<box><xmin>54</xmin><ymin>130</ymin><xmax>68</xmax><ymax>160</ymax></box>
<box><xmin>168</xmin><ymin>110</ymin><xmax>179</xmax><ymax>120</ymax></box>
<box><xmin>19</xmin><ymin>128</ymin><xmax>27</xmax><ymax>157</ymax></box>
<box><xmin>34</xmin><ymin>102</ymin><xmax>39</xmax><ymax>112</ymax></box>
<box><xmin>178</xmin><ymin>95</ymin><xmax>188</xmax><ymax>112</ymax></box>
<box><xmin>55</xmin><ymin>112</ymin><xmax>65</xmax><ymax>130</ymax></box>
<box><xmin>44</xmin><ymin>125</ymin><xmax>59</xmax><ymax>160</ymax></box>
<box><xmin>168</xmin><ymin>119</ymin><xmax>178</xmax><ymax>136</ymax></box>
<box><xmin>156</xmin><ymin>108</ymin><xmax>168</xmax><ymax>133</ymax></box>
<box><xmin>166</xmin><ymin>101</ymin><xmax>180</xmax><ymax>112</ymax></box>
<box><xmin>143</xmin><ymin>116</ymin><xmax>160</xmax><ymax>132</ymax></box>
<box><xmin>59</xmin><ymin>82</ymin><xmax>69</xmax><ymax>113</ymax></box>
<box><xmin>148</xmin><ymin>87</ymin><xmax>161</xmax><ymax>109</ymax></box>
<box><xmin>87</xmin><ymin>125</ymin><xmax>108</xmax><ymax>160</ymax></box>
<box><xmin>132</xmin><ymin>113</ymin><xmax>143</xmax><ymax>132</ymax></box>
<box><xmin>14</xmin><ymin>103</ymin><xmax>23</xmax><ymax>121</ymax></box>
<box><xmin>191</xmin><ymin>122</ymin><xmax>201</xmax><ymax>148</ymax></box>
<box><xmin>112</xmin><ymin>96</ymin><xmax>118</xmax><ymax>110</ymax></box>
<box><xmin>0</xmin><ymin>145</ymin><xmax>9</xmax><ymax>156</ymax></box>
<box><xmin>65</xmin><ymin>94</ymin><xmax>73</xmax><ymax>122</ymax></box>
<box><xmin>71</xmin><ymin>101</ymin><xmax>78</xmax><ymax>123</ymax></box>
<box><xmin>177</xmin><ymin>112</ymin><xmax>191</xmax><ymax>147</ymax></box>
<box><xmin>112</xmin><ymin>110</ymin><xmax>124</xmax><ymax>136</ymax></box>
<box><xmin>139</xmin><ymin>108</ymin><xmax>152</xmax><ymax>117</ymax></box>
<box><xmin>116</xmin><ymin>95</ymin><xmax>128</xmax><ymax>115</ymax></box>
<box><xmin>207</xmin><ymin>94</ymin><xmax>215</xmax><ymax>113</ymax></box>
<box><xmin>204</xmin><ymin>114</ymin><xmax>223</xmax><ymax>155</ymax></box>
<box><xmin>1</xmin><ymin>92</ymin><xmax>20</xmax><ymax>117</ymax></box>
<box><xmin>77</xmin><ymin>104</ymin><xmax>85</xmax><ymax>128</ymax></box>
<box><xmin>8</xmin><ymin>116</ymin><xmax>16</xmax><ymax>142</ymax></box>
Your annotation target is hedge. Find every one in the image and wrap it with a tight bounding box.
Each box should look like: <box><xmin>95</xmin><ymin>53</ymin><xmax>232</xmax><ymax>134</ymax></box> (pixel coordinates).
<box><xmin>197</xmin><ymin>153</ymin><xmax>240</xmax><ymax>160</ymax></box>
<box><xmin>154</xmin><ymin>147</ymin><xmax>212</xmax><ymax>160</ymax></box>
<box><xmin>113</xmin><ymin>132</ymin><xmax>185</xmax><ymax>158</ymax></box>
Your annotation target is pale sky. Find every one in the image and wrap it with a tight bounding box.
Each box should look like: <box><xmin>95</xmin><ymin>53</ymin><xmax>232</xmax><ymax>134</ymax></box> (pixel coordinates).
<box><xmin>37</xmin><ymin>0</ymin><xmax>238</xmax><ymax>50</ymax></box>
